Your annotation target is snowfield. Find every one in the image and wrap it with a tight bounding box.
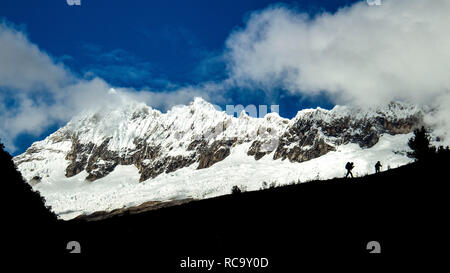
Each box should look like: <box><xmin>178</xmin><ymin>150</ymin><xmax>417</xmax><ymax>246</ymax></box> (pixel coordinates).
<box><xmin>32</xmin><ymin>133</ymin><xmax>413</xmax><ymax>220</ymax></box>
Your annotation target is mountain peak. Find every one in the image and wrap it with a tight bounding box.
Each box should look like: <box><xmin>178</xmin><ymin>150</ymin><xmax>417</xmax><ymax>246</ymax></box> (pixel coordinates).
<box><xmin>13</xmin><ymin>99</ymin><xmax>429</xmax><ymax>220</ymax></box>
<box><xmin>188</xmin><ymin>96</ymin><xmax>220</xmax><ymax>113</ymax></box>
<box><xmin>191</xmin><ymin>96</ymin><xmax>209</xmax><ymax>106</ymax></box>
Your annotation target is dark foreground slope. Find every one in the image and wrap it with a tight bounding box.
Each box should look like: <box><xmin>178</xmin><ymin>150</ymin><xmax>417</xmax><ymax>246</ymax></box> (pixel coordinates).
<box><xmin>4</xmin><ymin>146</ymin><xmax>449</xmax><ymax>269</ymax></box>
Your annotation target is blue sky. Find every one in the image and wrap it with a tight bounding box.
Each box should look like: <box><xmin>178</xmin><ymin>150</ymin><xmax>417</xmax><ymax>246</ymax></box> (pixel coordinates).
<box><xmin>1</xmin><ymin>0</ymin><xmax>354</xmax><ymax>154</ymax></box>
<box><xmin>2</xmin><ymin>0</ymin><xmax>449</xmax><ymax>155</ymax></box>
<box><xmin>1</xmin><ymin>0</ymin><xmax>357</xmax><ymax>86</ymax></box>
<box><xmin>1</xmin><ymin>0</ymin><xmax>359</xmax><ymax>90</ymax></box>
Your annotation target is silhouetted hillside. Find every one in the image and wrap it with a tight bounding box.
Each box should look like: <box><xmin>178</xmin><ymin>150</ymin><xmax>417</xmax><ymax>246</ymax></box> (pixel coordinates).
<box><xmin>54</xmin><ymin>152</ymin><xmax>448</xmax><ymax>267</ymax></box>
<box><xmin>1</xmin><ymin>142</ymin><xmax>58</xmax><ymax>254</ymax></box>
<box><xmin>3</xmin><ymin>140</ymin><xmax>449</xmax><ymax>268</ymax></box>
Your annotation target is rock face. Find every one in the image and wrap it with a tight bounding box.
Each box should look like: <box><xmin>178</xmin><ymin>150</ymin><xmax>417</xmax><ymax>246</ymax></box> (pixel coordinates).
<box><xmin>14</xmin><ymin>98</ymin><xmax>424</xmax><ymax>184</ymax></box>
<box><xmin>272</xmin><ymin>102</ymin><xmax>423</xmax><ymax>163</ymax></box>
<box><xmin>197</xmin><ymin>140</ymin><xmax>235</xmax><ymax>169</ymax></box>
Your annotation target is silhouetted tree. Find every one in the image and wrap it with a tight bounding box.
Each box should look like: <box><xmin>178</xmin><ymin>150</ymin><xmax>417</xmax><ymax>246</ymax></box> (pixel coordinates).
<box><xmin>408</xmin><ymin>126</ymin><xmax>436</xmax><ymax>161</ymax></box>
<box><xmin>437</xmin><ymin>145</ymin><xmax>450</xmax><ymax>155</ymax></box>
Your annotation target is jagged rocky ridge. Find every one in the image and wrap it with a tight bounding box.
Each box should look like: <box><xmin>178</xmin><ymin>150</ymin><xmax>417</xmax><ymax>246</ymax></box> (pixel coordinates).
<box><xmin>14</xmin><ymin>98</ymin><xmax>423</xmax><ymax>184</ymax></box>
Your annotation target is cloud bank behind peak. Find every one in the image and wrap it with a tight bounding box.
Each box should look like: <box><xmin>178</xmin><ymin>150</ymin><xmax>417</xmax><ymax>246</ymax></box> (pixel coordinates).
<box><xmin>226</xmin><ymin>0</ymin><xmax>450</xmax><ymax>106</ymax></box>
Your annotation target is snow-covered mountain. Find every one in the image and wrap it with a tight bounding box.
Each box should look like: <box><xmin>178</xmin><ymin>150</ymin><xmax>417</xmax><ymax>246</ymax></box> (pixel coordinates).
<box><xmin>14</xmin><ymin>97</ymin><xmax>426</xmax><ymax>220</ymax></box>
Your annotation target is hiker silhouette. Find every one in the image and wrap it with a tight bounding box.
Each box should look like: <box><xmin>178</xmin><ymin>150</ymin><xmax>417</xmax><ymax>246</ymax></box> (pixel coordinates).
<box><xmin>375</xmin><ymin>161</ymin><xmax>382</xmax><ymax>173</ymax></box>
<box><xmin>345</xmin><ymin>162</ymin><xmax>354</xmax><ymax>178</ymax></box>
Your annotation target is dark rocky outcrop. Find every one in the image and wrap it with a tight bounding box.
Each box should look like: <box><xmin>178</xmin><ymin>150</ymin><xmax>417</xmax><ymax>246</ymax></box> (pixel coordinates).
<box><xmin>63</xmin><ymin>136</ymin><xmax>238</xmax><ymax>182</ymax></box>
<box><xmin>247</xmin><ymin>141</ymin><xmax>268</xmax><ymax>160</ymax></box>
<box><xmin>272</xmin><ymin>108</ymin><xmax>423</xmax><ymax>163</ymax></box>
<box><xmin>274</xmin><ymin>137</ymin><xmax>335</xmax><ymax>162</ymax></box>
<box><xmin>138</xmin><ymin>153</ymin><xmax>197</xmax><ymax>182</ymax></box>
<box><xmin>30</xmin><ymin>175</ymin><xmax>42</xmax><ymax>186</ymax></box>
<box><xmin>197</xmin><ymin>139</ymin><xmax>235</xmax><ymax>169</ymax></box>
<box><xmin>65</xmin><ymin>137</ymin><xmax>95</xmax><ymax>177</ymax></box>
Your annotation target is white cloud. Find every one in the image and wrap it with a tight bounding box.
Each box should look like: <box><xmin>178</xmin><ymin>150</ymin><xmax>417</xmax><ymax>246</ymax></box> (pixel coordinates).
<box><xmin>0</xmin><ymin>22</ymin><xmax>73</xmax><ymax>91</ymax></box>
<box><xmin>0</xmin><ymin>77</ymin><xmax>113</xmax><ymax>151</ymax></box>
<box><xmin>226</xmin><ymin>0</ymin><xmax>450</xmax><ymax>106</ymax></box>
<box><xmin>224</xmin><ymin>0</ymin><xmax>450</xmax><ymax>142</ymax></box>
<box><xmin>0</xmin><ymin>22</ymin><xmax>216</xmax><ymax>152</ymax></box>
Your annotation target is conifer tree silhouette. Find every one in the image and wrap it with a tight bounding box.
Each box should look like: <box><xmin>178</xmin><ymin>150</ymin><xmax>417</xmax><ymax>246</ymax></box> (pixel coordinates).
<box><xmin>408</xmin><ymin>126</ymin><xmax>436</xmax><ymax>161</ymax></box>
